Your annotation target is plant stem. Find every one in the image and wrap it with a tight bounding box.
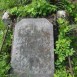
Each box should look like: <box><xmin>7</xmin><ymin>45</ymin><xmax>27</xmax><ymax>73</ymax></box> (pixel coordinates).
<box><xmin>68</xmin><ymin>56</ymin><xmax>74</xmax><ymax>77</ymax></box>
<box><xmin>0</xmin><ymin>26</ymin><xmax>9</xmax><ymax>52</ymax></box>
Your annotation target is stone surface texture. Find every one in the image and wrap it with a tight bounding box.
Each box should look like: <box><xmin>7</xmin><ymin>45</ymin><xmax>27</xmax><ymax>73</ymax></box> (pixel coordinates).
<box><xmin>11</xmin><ymin>18</ymin><xmax>54</xmax><ymax>77</ymax></box>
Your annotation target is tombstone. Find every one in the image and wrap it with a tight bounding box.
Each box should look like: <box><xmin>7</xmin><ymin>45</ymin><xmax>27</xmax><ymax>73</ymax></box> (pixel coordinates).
<box><xmin>11</xmin><ymin>18</ymin><xmax>54</xmax><ymax>77</ymax></box>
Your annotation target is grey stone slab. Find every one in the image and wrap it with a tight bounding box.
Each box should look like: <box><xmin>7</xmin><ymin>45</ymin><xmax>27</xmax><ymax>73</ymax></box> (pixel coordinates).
<box><xmin>11</xmin><ymin>18</ymin><xmax>54</xmax><ymax>77</ymax></box>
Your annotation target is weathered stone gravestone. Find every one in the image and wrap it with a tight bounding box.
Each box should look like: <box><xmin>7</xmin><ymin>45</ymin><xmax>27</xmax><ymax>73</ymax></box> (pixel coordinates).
<box><xmin>11</xmin><ymin>18</ymin><xmax>54</xmax><ymax>77</ymax></box>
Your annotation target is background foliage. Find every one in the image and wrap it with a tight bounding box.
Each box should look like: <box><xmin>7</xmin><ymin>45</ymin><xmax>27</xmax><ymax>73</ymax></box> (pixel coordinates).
<box><xmin>8</xmin><ymin>0</ymin><xmax>57</xmax><ymax>17</ymax></box>
<box><xmin>0</xmin><ymin>0</ymin><xmax>77</xmax><ymax>77</ymax></box>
